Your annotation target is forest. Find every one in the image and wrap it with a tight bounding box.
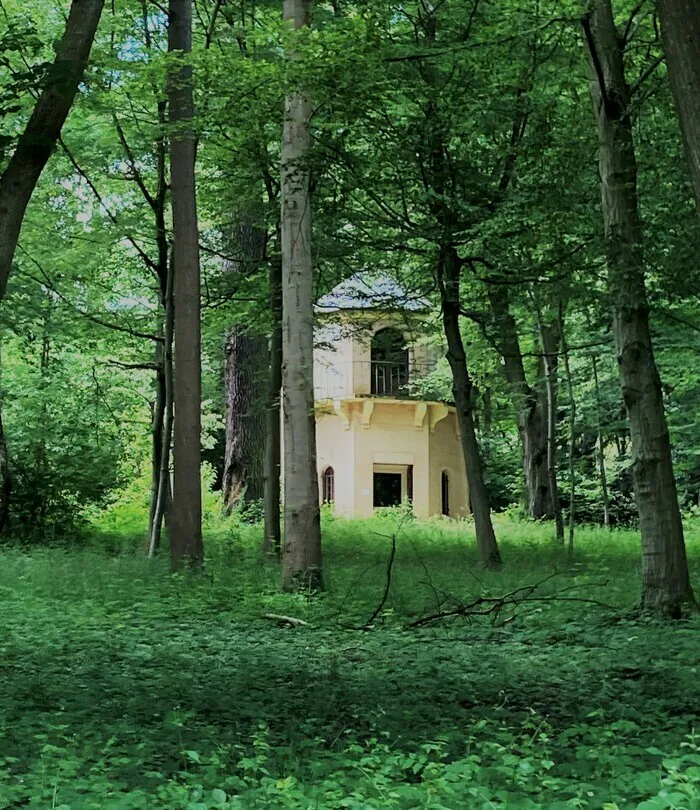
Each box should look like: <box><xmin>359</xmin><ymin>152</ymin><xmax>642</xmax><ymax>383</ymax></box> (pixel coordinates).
<box><xmin>1</xmin><ymin>0</ymin><xmax>700</xmax><ymax>807</ymax></box>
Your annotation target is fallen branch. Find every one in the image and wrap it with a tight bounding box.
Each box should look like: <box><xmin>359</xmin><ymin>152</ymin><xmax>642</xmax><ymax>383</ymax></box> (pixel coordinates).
<box><xmin>263</xmin><ymin>613</ymin><xmax>310</xmax><ymax>628</ymax></box>
<box><xmin>405</xmin><ymin>575</ymin><xmax>618</xmax><ymax>629</ymax></box>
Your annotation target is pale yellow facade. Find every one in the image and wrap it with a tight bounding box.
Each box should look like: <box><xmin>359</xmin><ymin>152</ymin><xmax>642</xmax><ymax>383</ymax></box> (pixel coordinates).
<box><xmin>311</xmin><ymin>299</ymin><xmax>470</xmax><ymax>519</ymax></box>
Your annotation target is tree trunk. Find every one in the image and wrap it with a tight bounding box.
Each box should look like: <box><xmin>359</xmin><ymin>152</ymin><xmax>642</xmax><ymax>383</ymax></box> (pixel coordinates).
<box><xmin>264</xmin><ymin>256</ymin><xmax>283</xmax><ymax>556</ymax></box>
<box><xmin>539</xmin><ymin>316</ymin><xmax>564</xmax><ymax>544</ymax></box>
<box><xmin>487</xmin><ymin>285</ymin><xmax>551</xmax><ymax>519</ymax></box>
<box><xmin>222</xmin><ymin>222</ymin><xmax>268</xmax><ymax>510</ymax></box>
<box><xmin>280</xmin><ymin>0</ymin><xmax>323</xmax><ymax>591</ymax></box>
<box><xmin>584</xmin><ymin>0</ymin><xmax>695</xmax><ymax>614</ymax></box>
<box><xmin>657</xmin><ymin>0</ymin><xmax>700</xmax><ymax>212</ymax></box>
<box><xmin>149</xmin><ymin>344</ymin><xmax>167</xmax><ymax>537</ymax></box>
<box><xmin>168</xmin><ymin>0</ymin><xmax>203</xmax><ymax>568</ymax></box>
<box><xmin>440</xmin><ymin>247</ymin><xmax>502</xmax><ymax>570</ymax></box>
<box><xmin>148</xmin><ymin>258</ymin><xmax>174</xmax><ymax>558</ymax></box>
<box><xmin>223</xmin><ymin>330</ymin><xmax>267</xmax><ymax>507</ymax></box>
<box><xmin>0</xmin><ymin>342</ymin><xmax>10</xmax><ymax>535</ymax></box>
<box><xmin>591</xmin><ymin>354</ymin><xmax>611</xmax><ymax>527</ymax></box>
<box><xmin>0</xmin><ymin>0</ymin><xmax>105</xmax><ymax>301</ymax></box>
<box><xmin>560</xmin><ymin>308</ymin><xmax>576</xmax><ymax>560</ymax></box>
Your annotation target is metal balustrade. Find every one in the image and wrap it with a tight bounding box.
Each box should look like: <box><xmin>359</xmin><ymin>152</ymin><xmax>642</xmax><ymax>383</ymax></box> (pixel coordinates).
<box><xmin>314</xmin><ymin>360</ymin><xmax>434</xmax><ymax>401</ymax></box>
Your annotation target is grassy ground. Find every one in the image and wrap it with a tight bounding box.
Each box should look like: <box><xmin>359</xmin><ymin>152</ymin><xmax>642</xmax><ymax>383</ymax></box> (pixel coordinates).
<box><xmin>1</xmin><ymin>513</ymin><xmax>700</xmax><ymax>809</ymax></box>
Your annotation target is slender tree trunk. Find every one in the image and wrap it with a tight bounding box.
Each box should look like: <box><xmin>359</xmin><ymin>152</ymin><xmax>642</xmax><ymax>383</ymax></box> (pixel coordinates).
<box><xmin>148</xmin><ymin>260</ymin><xmax>174</xmax><ymax>558</ymax></box>
<box><xmin>168</xmin><ymin>0</ymin><xmax>202</xmax><ymax>567</ymax></box>
<box><xmin>591</xmin><ymin>354</ymin><xmax>611</xmax><ymax>527</ymax></box>
<box><xmin>222</xmin><ymin>223</ymin><xmax>268</xmax><ymax>510</ymax></box>
<box><xmin>560</xmin><ymin>309</ymin><xmax>576</xmax><ymax>560</ymax></box>
<box><xmin>440</xmin><ymin>247</ymin><xmax>502</xmax><ymax>569</ymax></box>
<box><xmin>0</xmin><ymin>342</ymin><xmax>10</xmax><ymax>534</ymax></box>
<box><xmin>149</xmin><ymin>346</ymin><xmax>167</xmax><ymax>537</ymax></box>
<box><xmin>487</xmin><ymin>285</ymin><xmax>551</xmax><ymax>519</ymax></box>
<box><xmin>539</xmin><ymin>316</ymin><xmax>564</xmax><ymax>544</ymax></box>
<box><xmin>280</xmin><ymin>0</ymin><xmax>323</xmax><ymax>591</ymax></box>
<box><xmin>264</xmin><ymin>256</ymin><xmax>283</xmax><ymax>556</ymax></box>
<box><xmin>584</xmin><ymin>0</ymin><xmax>695</xmax><ymax>614</ymax></box>
<box><xmin>657</xmin><ymin>0</ymin><xmax>700</xmax><ymax>212</ymax></box>
<box><xmin>0</xmin><ymin>0</ymin><xmax>104</xmax><ymax>299</ymax></box>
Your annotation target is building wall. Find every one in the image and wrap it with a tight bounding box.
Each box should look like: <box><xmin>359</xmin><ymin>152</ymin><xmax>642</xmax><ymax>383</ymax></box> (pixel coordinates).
<box><xmin>352</xmin><ymin>400</ymin><xmax>430</xmax><ymax>517</ymax></box>
<box><xmin>428</xmin><ymin>411</ymin><xmax>469</xmax><ymax>517</ymax></box>
<box><xmin>315</xmin><ymin>409</ymin><xmax>355</xmax><ymax>517</ymax></box>
<box><xmin>313</xmin><ymin>399</ymin><xmax>468</xmax><ymax>519</ymax></box>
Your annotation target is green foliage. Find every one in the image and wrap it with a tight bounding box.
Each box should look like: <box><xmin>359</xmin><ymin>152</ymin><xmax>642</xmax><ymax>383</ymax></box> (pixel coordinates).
<box><xmin>1</xmin><ymin>519</ymin><xmax>699</xmax><ymax>808</ymax></box>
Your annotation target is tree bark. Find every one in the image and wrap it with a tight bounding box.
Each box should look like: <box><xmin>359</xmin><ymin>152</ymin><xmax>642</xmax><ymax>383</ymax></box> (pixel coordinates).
<box><xmin>264</xmin><ymin>255</ymin><xmax>283</xmax><ymax>556</ymax></box>
<box><xmin>657</xmin><ymin>0</ymin><xmax>700</xmax><ymax>212</ymax></box>
<box><xmin>538</xmin><ymin>315</ymin><xmax>565</xmax><ymax>544</ymax></box>
<box><xmin>440</xmin><ymin>247</ymin><xmax>502</xmax><ymax>570</ymax></box>
<box><xmin>148</xmin><ymin>257</ymin><xmax>174</xmax><ymax>558</ymax></box>
<box><xmin>584</xmin><ymin>0</ymin><xmax>695</xmax><ymax>614</ymax></box>
<box><xmin>168</xmin><ymin>0</ymin><xmax>203</xmax><ymax>567</ymax></box>
<box><xmin>487</xmin><ymin>285</ymin><xmax>552</xmax><ymax>519</ymax></box>
<box><xmin>560</xmin><ymin>308</ymin><xmax>576</xmax><ymax>560</ymax></box>
<box><xmin>280</xmin><ymin>0</ymin><xmax>323</xmax><ymax>590</ymax></box>
<box><xmin>0</xmin><ymin>341</ymin><xmax>10</xmax><ymax>535</ymax></box>
<box><xmin>591</xmin><ymin>354</ymin><xmax>611</xmax><ymax>527</ymax></box>
<box><xmin>0</xmin><ymin>0</ymin><xmax>105</xmax><ymax>301</ymax></box>
<box><xmin>222</xmin><ymin>223</ymin><xmax>268</xmax><ymax>510</ymax></box>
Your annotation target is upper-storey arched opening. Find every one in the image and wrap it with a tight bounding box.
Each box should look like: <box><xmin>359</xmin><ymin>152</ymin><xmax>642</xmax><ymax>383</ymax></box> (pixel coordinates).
<box><xmin>370</xmin><ymin>327</ymin><xmax>408</xmax><ymax>395</ymax></box>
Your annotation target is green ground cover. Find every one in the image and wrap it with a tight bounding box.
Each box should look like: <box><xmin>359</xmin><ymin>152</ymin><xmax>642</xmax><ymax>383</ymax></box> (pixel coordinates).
<box><xmin>1</xmin><ymin>515</ymin><xmax>699</xmax><ymax>809</ymax></box>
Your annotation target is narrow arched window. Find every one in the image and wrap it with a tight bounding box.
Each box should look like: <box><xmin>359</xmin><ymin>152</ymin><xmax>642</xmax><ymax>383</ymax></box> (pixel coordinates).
<box><xmin>441</xmin><ymin>471</ymin><xmax>450</xmax><ymax>516</ymax></box>
<box><xmin>322</xmin><ymin>466</ymin><xmax>335</xmax><ymax>504</ymax></box>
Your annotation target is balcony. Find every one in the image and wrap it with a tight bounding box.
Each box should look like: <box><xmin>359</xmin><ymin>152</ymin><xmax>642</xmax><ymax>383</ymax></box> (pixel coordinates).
<box><xmin>314</xmin><ymin>360</ymin><xmax>435</xmax><ymax>401</ymax></box>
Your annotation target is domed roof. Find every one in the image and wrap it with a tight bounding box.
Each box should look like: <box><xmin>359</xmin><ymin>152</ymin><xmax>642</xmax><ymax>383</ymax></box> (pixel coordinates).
<box><xmin>315</xmin><ymin>272</ymin><xmax>431</xmax><ymax>314</ymax></box>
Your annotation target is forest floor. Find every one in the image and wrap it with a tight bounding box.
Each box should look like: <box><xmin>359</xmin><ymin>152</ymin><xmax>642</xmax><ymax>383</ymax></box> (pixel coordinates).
<box><xmin>1</xmin><ymin>514</ymin><xmax>700</xmax><ymax>809</ymax></box>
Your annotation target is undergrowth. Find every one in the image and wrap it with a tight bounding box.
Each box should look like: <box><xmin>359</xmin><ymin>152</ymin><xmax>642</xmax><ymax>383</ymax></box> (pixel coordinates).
<box><xmin>1</xmin><ymin>512</ymin><xmax>699</xmax><ymax>809</ymax></box>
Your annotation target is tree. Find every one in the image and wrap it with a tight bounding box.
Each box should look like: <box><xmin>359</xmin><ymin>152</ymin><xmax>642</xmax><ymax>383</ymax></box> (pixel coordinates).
<box><xmin>0</xmin><ymin>0</ymin><xmax>105</xmax><ymax>299</ymax></box>
<box><xmin>0</xmin><ymin>0</ymin><xmax>105</xmax><ymax>530</ymax></box>
<box><xmin>486</xmin><ymin>285</ymin><xmax>552</xmax><ymax>519</ymax></box>
<box><xmin>583</xmin><ymin>0</ymin><xmax>695</xmax><ymax>614</ymax></box>
<box><xmin>222</xmin><ymin>222</ymin><xmax>268</xmax><ymax>510</ymax></box>
<box><xmin>168</xmin><ymin>0</ymin><xmax>203</xmax><ymax>567</ymax></box>
<box><xmin>657</xmin><ymin>0</ymin><xmax>700</xmax><ymax>211</ymax></box>
<box><xmin>280</xmin><ymin>0</ymin><xmax>323</xmax><ymax>590</ymax></box>
<box><xmin>264</xmin><ymin>253</ymin><xmax>283</xmax><ymax>556</ymax></box>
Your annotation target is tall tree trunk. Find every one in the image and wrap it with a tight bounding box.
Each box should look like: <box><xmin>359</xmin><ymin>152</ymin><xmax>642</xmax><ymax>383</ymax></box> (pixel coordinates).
<box><xmin>591</xmin><ymin>354</ymin><xmax>611</xmax><ymax>527</ymax></box>
<box><xmin>0</xmin><ymin>342</ymin><xmax>10</xmax><ymax>535</ymax></box>
<box><xmin>560</xmin><ymin>309</ymin><xmax>576</xmax><ymax>560</ymax></box>
<box><xmin>487</xmin><ymin>285</ymin><xmax>552</xmax><ymax>519</ymax></box>
<box><xmin>584</xmin><ymin>0</ymin><xmax>695</xmax><ymax>614</ymax></box>
<box><xmin>168</xmin><ymin>0</ymin><xmax>202</xmax><ymax>567</ymax></box>
<box><xmin>223</xmin><ymin>330</ymin><xmax>267</xmax><ymax>507</ymax></box>
<box><xmin>149</xmin><ymin>344</ymin><xmax>167</xmax><ymax>536</ymax></box>
<box><xmin>538</xmin><ymin>316</ymin><xmax>565</xmax><ymax>544</ymax></box>
<box><xmin>440</xmin><ymin>247</ymin><xmax>502</xmax><ymax>570</ymax></box>
<box><xmin>0</xmin><ymin>0</ymin><xmax>105</xmax><ymax>300</ymax></box>
<box><xmin>148</xmin><ymin>259</ymin><xmax>174</xmax><ymax>558</ymax></box>
<box><xmin>280</xmin><ymin>0</ymin><xmax>323</xmax><ymax>591</ymax></box>
<box><xmin>657</xmin><ymin>0</ymin><xmax>700</xmax><ymax>212</ymax></box>
<box><xmin>222</xmin><ymin>223</ymin><xmax>268</xmax><ymax>510</ymax></box>
<box><xmin>264</xmin><ymin>256</ymin><xmax>283</xmax><ymax>556</ymax></box>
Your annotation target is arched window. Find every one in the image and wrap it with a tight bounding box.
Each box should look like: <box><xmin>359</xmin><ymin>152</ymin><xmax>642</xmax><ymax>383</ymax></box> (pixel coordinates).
<box><xmin>441</xmin><ymin>471</ymin><xmax>450</xmax><ymax>516</ymax></box>
<box><xmin>370</xmin><ymin>327</ymin><xmax>408</xmax><ymax>395</ymax></box>
<box><xmin>322</xmin><ymin>466</ymin><xmax>335</xmax><ymax>504</ymax></box>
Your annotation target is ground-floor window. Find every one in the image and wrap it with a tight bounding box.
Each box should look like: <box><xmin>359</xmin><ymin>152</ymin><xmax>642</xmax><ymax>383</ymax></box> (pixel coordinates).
<box><xmin>322</xmin><ymin>466</ymin><xmax>335</xmax><ymax>504</ymax></box>
<box><xmin>441</xmin><ymin>471</ymin><xmax>450</xmax><ymax>516</ymax></box>
<box><xmin>373</xmin><ymin>472</ymin><xmax>402</xmax><ymax>507</ymax></box>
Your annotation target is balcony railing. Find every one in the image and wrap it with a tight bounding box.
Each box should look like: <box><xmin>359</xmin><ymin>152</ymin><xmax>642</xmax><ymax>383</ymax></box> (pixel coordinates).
<box><xmin>314</xmin><ymin>360</ymin><xmax>435</xmax><ymax>401</ymax></box>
